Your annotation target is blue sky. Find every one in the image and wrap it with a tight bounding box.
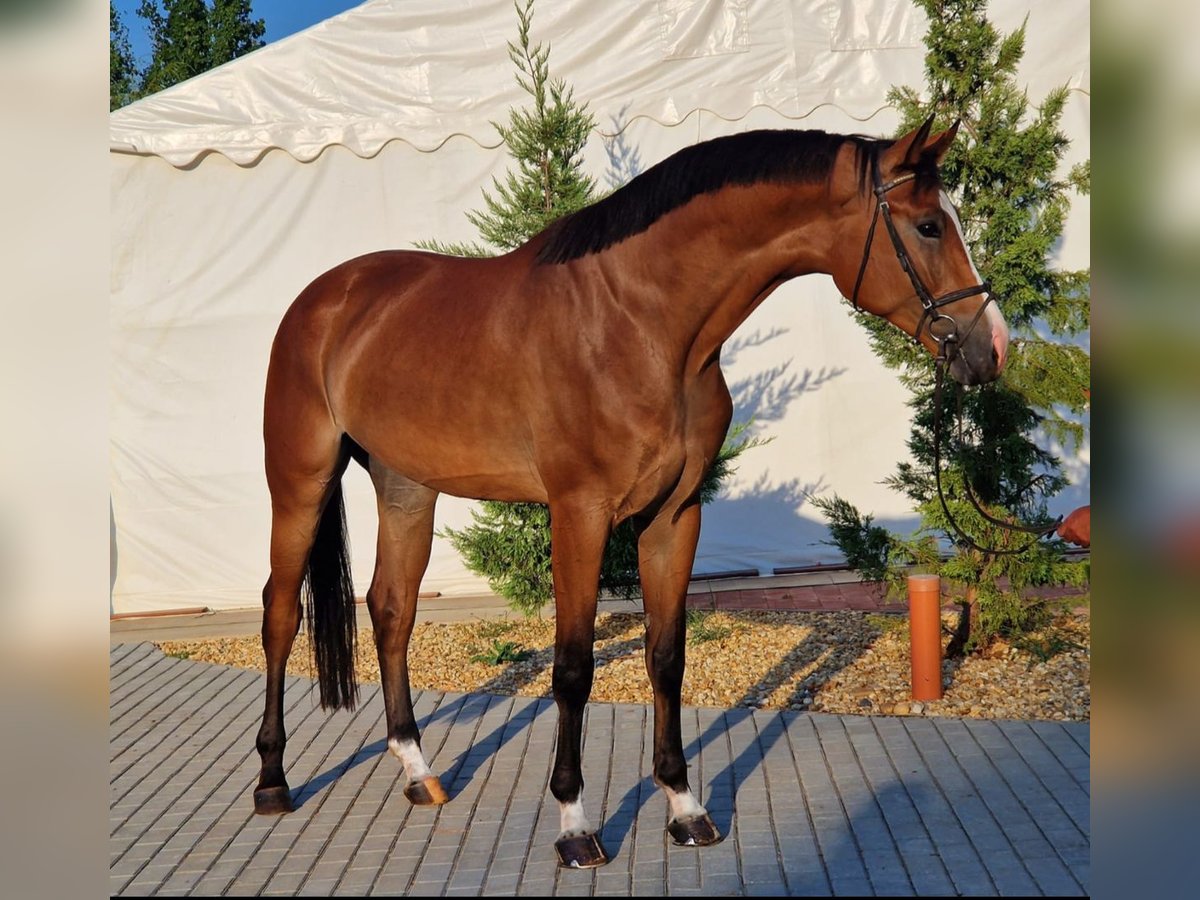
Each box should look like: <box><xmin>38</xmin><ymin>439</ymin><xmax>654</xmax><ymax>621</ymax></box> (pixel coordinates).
<box><xmin>112</xmin><ymin>1</ymin><xmax>365</xmax><ymax>66</ymax></box>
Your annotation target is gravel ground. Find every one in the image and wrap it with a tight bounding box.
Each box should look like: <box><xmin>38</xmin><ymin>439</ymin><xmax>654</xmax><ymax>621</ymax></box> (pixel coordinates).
<box><xmin>158</xmin><ymin>608</ymin><xmax>1089</xmax><ymax>721</ymax></box>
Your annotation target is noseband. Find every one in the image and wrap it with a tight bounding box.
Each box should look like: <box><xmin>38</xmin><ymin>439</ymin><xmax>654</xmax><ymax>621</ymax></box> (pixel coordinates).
<box><xmin>849</xmin><ymin>155</ymin><xmax>1061</xmax><ymax>555</ymax></box>
<box><xmin>849</xmin><ymin>159</ymin><xmax>993</xmax><ymax>365</ymax></box>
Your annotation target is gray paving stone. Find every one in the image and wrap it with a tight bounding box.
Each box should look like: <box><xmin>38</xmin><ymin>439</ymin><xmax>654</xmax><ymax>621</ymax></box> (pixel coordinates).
<box><xmin>262</xmin><ymin>874</ymin><xmax>307</xmax><ymax>895</ymax></box>
<box><xmin>827</xmin><ymin>874</ymin><xmax>874</xmax><ymax>896</ymax></box>
<box><xmin>783</xmin><ymin>866</ymin><xmax>833</xmax><ymax>895</ymax></box>
<box><xmin>111</xmin><ymin>644</ymin><xmax>1090</xmax><ymax>896</ymax></box>
<box><xmin>703</xmin><ymin>870</ymin><xmax>747</xmax><ymax>893</ymax></box>
<box><xmin>484</xmin><ymin>871</ymin><xmax>520</xmax><ymax>893</ymax></box>
<box><xmin>631</xmin><ymin>878</ymin><xmax>667</xmax><ymax>895</ymax></box>
<box><xmin>518</xmin><ymin>876</ymin><xmax>557</xmax><ymax>895</ymax></box>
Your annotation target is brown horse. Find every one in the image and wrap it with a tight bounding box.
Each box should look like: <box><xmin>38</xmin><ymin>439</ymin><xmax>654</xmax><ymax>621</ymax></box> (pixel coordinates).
<box><xmin>253</xmin><ymin>117</ymin><xmax>1008</xmax><ymax>867</ymax></box>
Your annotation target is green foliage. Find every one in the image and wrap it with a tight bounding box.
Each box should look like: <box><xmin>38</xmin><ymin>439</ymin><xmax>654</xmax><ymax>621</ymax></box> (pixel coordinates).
<box><xmin>433</xmin><ymin>0</ymin><xmax>763</xmax><ymax>616</ymax></box>
<box><xmin>209</xmin><ymin>0</ymin><xmax>265</xmax><ymax>64</ymax></box>
<box><xmin>1012</xmin><ymin>622</ymin><xmax>1086</xmax><ymax>663</ymax></box>
<box><xmin>806</xmin><ymin>493</ymin><xmax>895</xmax><ymax>585</ymax></box>
<box><xmin>116</xmin><ymin>0</ymin><xmax>265</xmax><ymax>103</ymax></box>
<box><xmin>818</xmin><ymin>0</ymin><xmax>1090</xmax><ymax>647</ymax></box>
<box><xmin>111</xmin><ymin>4</ymin><xmax>140</xmax><ymax>111</ymax></box>
<box><xmin>685</xmin><ymin>610</ymin><xmax>733</xmax><ymax>646</ymax></box>
<box><xmin>413</xmin><ymin>238</ymin><xmax>493</xmax><ymax>259</ymax></box>
<box><xmin>469</xmin><ymin>639</ymin><xmax>532</xmax><ymax>665</ymax></box>
<box><xmin>137</xmin><ymin>0</ymin><xmax>213</xmax><ymax>96</ymax></box>
<box><xmin>445</xmin><ymin>502</ymin><xmax>554</xmax><ymax>616</ymax></box>
<box><xmin>474</xmin><ymin>618</ymin><xmax>518</xmax><ymax>641</ymax></box>
<box><xmin>698</xmin><ymin>421</ymin><xmax>770</xmax><ymax>507</ymax></box>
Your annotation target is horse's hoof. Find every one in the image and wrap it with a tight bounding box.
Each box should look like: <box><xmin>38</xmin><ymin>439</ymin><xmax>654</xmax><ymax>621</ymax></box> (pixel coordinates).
<box><xmin>667</xmin><ymin>812</ymin><xmax>722</xmax><ymax>847</ymax></box>
<box><xmin>253</xmin><ymin>785</ymin><xmax>294</xmax><ymax>815</ymax></box>
<box><xmin>554</xmin><ymin>832</ymin><xmax>609</xmax><ymax>868</ymax></box>
<box><xmin>403</xmin><ymin>774</ymin><xmax>449</xmax><ymax>806</ymax></box>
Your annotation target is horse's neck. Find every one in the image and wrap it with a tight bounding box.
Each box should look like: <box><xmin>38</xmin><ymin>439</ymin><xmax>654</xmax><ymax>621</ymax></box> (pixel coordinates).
<box><xmin>601</xmin><ymin>181</ymin><xmax>841</xmax><ymax>370</ymax></box>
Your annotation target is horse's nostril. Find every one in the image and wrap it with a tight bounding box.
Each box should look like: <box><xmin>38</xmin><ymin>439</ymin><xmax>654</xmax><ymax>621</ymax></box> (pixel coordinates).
<box><xmin>991</xmin><ymin>328</ymin><xmax>1009</xmax><ymax>371</ymax></box>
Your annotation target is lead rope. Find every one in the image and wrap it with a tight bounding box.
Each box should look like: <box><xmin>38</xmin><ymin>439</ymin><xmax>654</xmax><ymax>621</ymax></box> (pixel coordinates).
<box><xmin>931</xmin><ymin>352</ymin><xmax>1062</xmax><ymax>556</ymax></box>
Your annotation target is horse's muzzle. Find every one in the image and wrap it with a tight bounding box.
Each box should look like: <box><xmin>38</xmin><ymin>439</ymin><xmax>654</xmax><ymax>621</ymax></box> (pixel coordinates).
<box><xmin>946</xmin><ymin>328</ymin><xmax>1004</xmax><ymax>386</ymax></box>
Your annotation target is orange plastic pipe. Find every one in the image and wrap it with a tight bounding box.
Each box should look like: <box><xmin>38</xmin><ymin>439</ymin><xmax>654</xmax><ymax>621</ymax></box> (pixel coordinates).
<box><xmin>907</xmin><ymin>574</ymin><xmax>943</xmax><ymax>701</ymax></box>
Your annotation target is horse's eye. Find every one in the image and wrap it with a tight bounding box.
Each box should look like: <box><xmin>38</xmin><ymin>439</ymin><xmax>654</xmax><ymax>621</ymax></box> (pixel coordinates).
<box><xmin>917</xmin><ymin>221</ymin><xmax>942</xmax><ymax>239</ymax></box>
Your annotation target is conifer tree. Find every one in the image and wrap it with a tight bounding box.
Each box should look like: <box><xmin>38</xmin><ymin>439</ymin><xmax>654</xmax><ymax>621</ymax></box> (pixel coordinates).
<box><xmin>431</xmin><ymin>0</ymin><xmax>760</xmax><ymax>615</ymax></box>
<box><xmin>813</xmin><ymin>0</ymin><xmax>1089</xmax><ymax>651</ymax></box>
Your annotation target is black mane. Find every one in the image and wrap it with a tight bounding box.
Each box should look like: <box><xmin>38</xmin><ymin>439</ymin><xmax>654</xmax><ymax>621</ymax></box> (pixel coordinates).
<box><xmin>535</xmin><ymin>129</ymin><xmax>887</xmax><ymax>265</ymax></box>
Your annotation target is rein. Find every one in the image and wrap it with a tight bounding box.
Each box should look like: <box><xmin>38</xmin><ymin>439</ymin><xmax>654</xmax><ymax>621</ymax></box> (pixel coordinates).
<box><xmin>851</xmin><ymin>154</ymin><xmax>1061</xmax><ymax>556</ymax></box>
<box><xmin>931</xmin><ymin>356</ymin><xmax>1062</xmax><ymax>556</ymax></box>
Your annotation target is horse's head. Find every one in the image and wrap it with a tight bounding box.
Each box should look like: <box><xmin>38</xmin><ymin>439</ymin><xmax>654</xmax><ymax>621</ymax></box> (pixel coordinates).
<box><xmin>833</xmin><ymin>117</ymin><xmax>1008</xmax><ymax>385</ymax></box>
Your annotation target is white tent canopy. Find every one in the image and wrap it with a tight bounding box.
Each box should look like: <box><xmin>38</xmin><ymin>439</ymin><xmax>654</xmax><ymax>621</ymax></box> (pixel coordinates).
<box><xmin>110</xmin><ymin>0</ymin><xmax>1090</xmax><ymax>613</ymax></box>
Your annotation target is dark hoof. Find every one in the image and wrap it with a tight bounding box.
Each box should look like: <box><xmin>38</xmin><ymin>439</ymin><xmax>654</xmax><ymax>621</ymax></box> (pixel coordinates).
<box><xmin>253</xmin><ymin>785</ymin><xmax>294</xmax><ymax>815</ymax></box>
<box><xmin>555</xmin><ymin>833</ymin><xmax>609</xmax><ymax>869</ymax></box>
<box><xmin>403</xmin><ymin>774</ymin><xmax>449</xmax><ymax>806</ymax></box>
<box><xmin>667</xmin><ymin>812</ymin><xmax>722</xmax><ymax>847</ymax></box>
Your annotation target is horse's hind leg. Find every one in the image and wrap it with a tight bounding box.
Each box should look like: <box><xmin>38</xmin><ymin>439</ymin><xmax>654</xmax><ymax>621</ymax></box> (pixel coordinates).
<box><xmin>365</xmin><ymin>460</ymin><xmax>446</xmax><ymax>805</ymax></box>
<box><xmin>547</xmin><ymin>499</ymin><xmax>613</xmax><ymax>868</ymax></box>
<box><xmin>638</xmin><ymin>503</ymin><xmax>722</xmax><ymax>846</ymax></box>
<box><xmin>254</xmin><ymin>427</ymin><xmax>347</xmax><ymax>815</ymax></box>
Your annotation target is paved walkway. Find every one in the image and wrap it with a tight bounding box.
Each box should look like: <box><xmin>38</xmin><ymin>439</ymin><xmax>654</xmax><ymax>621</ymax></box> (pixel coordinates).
<box><xmin>110</xmin><ymin>642</ymin><xmax>1089</xmax><ymax>896</ymax></box>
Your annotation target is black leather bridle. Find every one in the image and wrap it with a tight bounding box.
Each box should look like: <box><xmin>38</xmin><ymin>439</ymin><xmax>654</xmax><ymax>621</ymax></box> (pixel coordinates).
<box><xmin>849</xmin><ymin>157</ymin><xmax>993</xmax><ymax>364</ymax></box>
<box><xmin>849</xmin><ymin>154</ymin><xmax>1061</xmax><ymax>555</ymax></box>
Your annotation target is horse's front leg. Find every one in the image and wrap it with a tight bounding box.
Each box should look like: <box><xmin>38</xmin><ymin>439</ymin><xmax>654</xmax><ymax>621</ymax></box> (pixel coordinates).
<box><xmin>547</xmin><ymin>499</ymin><xmax>612</xmax><ymax>868</ymax></box>
<box><xmin>638</xmin><ymin>502</ymin><xmax>722</xmax><ymax>846</ymax></box>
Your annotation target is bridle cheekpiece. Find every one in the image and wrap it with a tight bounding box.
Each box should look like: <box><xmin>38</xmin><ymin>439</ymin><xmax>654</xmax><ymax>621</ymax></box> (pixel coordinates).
<box><xmin>849</xmin><ymin>156</ymin><xmax>994</xmax><ymax>365</ymax></box>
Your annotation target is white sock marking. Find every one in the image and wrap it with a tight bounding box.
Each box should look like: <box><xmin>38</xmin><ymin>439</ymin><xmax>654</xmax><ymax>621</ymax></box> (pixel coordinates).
<box><xmin>558</xmin><ymin>796</ymin><xmax>592</xmax><ymax>839</ymax></box>
<box><xmin>663</xmin><ymin>785</ymin><xmax>707</xmax><ymax>822</ymax></box>
<box><xmin>388</xmin><ymin>738</ymin><xmax>432</xmax><ymax>781</ymax></box>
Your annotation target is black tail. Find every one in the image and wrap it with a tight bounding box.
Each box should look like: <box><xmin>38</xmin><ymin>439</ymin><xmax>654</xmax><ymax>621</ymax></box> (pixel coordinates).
<box><xmin>303</xmin><ymin>480</ymin><xmax>358</xmax><ymax>711</ymax></box>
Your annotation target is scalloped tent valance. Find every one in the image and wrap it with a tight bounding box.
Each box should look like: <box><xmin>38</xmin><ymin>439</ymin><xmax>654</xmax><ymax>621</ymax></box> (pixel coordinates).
<box><xmin>110</xmin><ymin>0</ymin><xmax>1090</xmax><ymax>168</ymax></box>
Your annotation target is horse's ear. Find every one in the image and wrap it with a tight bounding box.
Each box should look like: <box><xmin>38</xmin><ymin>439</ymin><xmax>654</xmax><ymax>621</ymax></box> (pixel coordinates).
<box><xmin>882</xmin><ymin>113</ymin><xmax>936</xmax><ymax>173</ymax></box>
<box><xmin>924</xmin><ymin>119</ymin><xmax>960</xmax><ymax>167</ymax></box>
